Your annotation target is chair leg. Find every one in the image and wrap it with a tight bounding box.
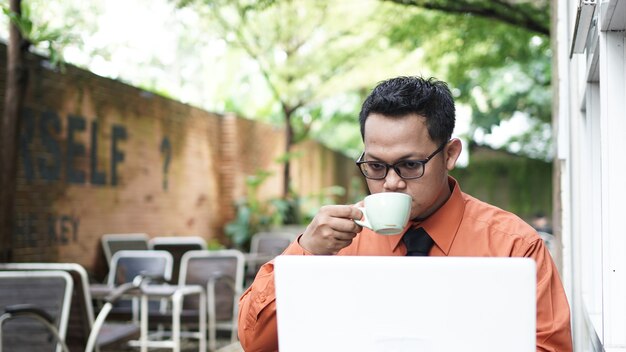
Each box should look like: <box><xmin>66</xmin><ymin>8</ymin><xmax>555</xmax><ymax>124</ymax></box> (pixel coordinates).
<box><xmin>231</xmin><ymin>296</ymin><xmax>239</xmax><ymax>343</ymax></box>
<box><xmin>199</xmin><ymin>291</ymin><xmax>207</xmax><ymax>352</ymax></box>
<box><xmin>207</xmin><ymin>281</ymin><xmax>217</xmax><ymax>352</ymax></box>
<box><xmin>140</xmin><ymin>295</ymin><xmax>149</xmax><ymax>352</ymax></box>
<box><xmin>0</xmin><ymin>314</ymin><xmax>7</xmax><ymax>352</ymax></box>
<box><xmin>172</xmin><ymin>294</ymin><xmax>181</xmax><ymax>352</ymax></box>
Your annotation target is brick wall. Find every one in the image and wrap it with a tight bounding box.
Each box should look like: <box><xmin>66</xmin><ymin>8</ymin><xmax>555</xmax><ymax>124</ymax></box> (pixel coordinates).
<box><xmin>0</xmin><ymin>43</ymin><xmax>364</xmax><ymax>275</ymax></box>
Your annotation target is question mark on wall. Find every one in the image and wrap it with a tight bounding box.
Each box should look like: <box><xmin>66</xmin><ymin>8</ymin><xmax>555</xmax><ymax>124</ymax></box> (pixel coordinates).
<box><xmin>160</xmin><ymin>137</ymin><xmax>172</xmax><ymax>191</ymax></box>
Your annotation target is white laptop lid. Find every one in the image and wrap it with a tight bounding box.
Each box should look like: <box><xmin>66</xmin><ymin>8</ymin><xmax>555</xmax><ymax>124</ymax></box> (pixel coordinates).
<box><xmin>275</xmin><ymin>256</ymin><xmax>536</xmax><ymax>352</ymax></box>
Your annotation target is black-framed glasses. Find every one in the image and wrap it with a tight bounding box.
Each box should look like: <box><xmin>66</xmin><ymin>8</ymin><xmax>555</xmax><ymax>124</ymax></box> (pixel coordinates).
<box><xmin>356</xmin><ymin>141</ymin><xmax>449</xmax><ymax>180</ymax></box>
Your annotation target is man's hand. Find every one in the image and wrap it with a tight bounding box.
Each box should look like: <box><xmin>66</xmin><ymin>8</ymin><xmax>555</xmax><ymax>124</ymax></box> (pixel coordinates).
<box><xmin>299</xmin><ymin>204</ymin><xmax>364</xmax><ymax>255</ymax></box>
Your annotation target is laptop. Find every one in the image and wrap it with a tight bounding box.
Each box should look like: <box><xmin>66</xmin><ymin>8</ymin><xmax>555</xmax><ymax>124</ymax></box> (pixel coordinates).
<box><xmin>274</xmin><ymin>256</ymin><xmax>536</xmax><ymax>352</ymax></box>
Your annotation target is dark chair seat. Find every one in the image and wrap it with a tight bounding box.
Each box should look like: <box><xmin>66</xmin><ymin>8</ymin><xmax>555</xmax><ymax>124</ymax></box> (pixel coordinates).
<box><xmin>97</xmin><ymin>322</ymin><xmax>141</xmax><ymax>350</ymax></box>
<box><xmin>144</xmin><ymin>309</ymin><xmax>200</xmax><ymax>327</ymax></box>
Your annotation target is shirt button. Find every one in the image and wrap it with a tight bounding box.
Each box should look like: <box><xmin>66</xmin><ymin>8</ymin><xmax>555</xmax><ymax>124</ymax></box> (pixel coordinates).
<box><xmin>258</xmin><ymin>294</ymin><xmax>266</xmax><ymax>303</ymax></box>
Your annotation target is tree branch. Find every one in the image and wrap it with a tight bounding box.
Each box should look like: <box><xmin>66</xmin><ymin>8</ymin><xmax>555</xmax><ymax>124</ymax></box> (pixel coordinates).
<box><xmin>384</xmin><ymin>0</ymin><xmax>549</xmax><ymax>36</ymax></box>
<box><xmin>210</xmin><ymin>3</ymin><xmax>285</xmax><ymax>107</ymax></box>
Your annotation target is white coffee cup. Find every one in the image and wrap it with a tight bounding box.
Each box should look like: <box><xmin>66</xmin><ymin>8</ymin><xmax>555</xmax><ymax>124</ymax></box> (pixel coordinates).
<box><xmin>354</xmin><ymin>192</ymin><xmax>412</xmax><ymax>235</ymax></box>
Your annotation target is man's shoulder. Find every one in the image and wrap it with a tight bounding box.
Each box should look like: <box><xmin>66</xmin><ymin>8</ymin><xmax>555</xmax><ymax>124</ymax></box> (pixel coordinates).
<box><xmin>460</xmin><ymin>191</ymin><xmax>538</xmax><ymax>241</ymax></box>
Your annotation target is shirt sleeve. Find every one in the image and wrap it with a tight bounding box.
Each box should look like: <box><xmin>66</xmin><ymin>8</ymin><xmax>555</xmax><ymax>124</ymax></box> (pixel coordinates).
<box><xmin>521</xmin><ymin>238</ymin><xmax>573</xmax><ymax>352</ymax></box>
<box><xmin>238</xmin><ymin>237</ymin><xmax>311</xmax><ymax>352</ymax></box>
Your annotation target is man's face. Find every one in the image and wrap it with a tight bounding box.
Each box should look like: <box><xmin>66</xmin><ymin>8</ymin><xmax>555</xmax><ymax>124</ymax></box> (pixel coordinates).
<box><xmin>362</xmin><ymin>113</ymin><xmax>457</xmax><ymax>220</ymax></box>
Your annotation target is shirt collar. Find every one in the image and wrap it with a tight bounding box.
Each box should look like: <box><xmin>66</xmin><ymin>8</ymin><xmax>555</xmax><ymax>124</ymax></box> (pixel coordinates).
<box><xmin>389</xmin><ymin>176</ymin><xmax>465</xmax><ymax>255</ymax></box>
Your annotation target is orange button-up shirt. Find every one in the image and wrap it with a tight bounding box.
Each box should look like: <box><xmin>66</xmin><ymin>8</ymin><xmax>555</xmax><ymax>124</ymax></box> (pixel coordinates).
<box><xmin>239</xmin><ymin>178</ymin><xmax>573</xmax><ymax>352</ymax></box>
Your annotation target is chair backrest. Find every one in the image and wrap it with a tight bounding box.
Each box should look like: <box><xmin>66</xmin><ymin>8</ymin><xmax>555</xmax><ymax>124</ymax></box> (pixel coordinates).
<box><xmin>148</xmin><ymin>236</ymin><xmax>207</xmax><ymax>284</ymax></box>
<box><xmin>179</xmin><ymin>249</ymin><xmax>245</xmax><ymax>320</ymax></box>
<box><xmin>272</xmin><ymin>225</ymin><xmax>306</xmax><ymax>236</ymax></box>
<box><xmin>108</xmin><ymin>250</ymin><xmax>173</xmax><ymax>315</ymax></box>
<box><xmin>0</xmin><ymin>264</ymin><xmax>140</xmax><ymax>352</ymax></box>
<box><xmin>250</xmin><ymin>231</ymin><xmax>296</xmax><ymax>256</ymax></box>
<box><xmin>0</xmin><ymin>263</ymin><xmax>93</xmax><ymax>352</ymax></box>
<box><xmin>101</xmin><ymin>233</ymin><xmax>150</xmax><ymax>266</ymax></box>
<box><xmin>108</xmin><ymin>250</ymin><xmax>173</xmax><ymax>286</ymax></box>
<box><xmin>0</xmin><ymin>270</ymin><xmax>73</xmax><ymax>352</ymax></box>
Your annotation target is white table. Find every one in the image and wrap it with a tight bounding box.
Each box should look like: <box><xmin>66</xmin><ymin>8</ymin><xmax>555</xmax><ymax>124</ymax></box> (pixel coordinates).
<box><xmin>90</xmin><ymin>283</ymin><xmax>206</xmax><ymax>352</ymax></box>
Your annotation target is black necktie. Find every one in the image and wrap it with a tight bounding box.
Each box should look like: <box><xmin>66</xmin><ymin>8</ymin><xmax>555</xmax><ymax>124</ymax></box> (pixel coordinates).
<box><xmin>402</xmin><ymin>227</ymin><xmax>434</xmax><ymax>256</ymax></box>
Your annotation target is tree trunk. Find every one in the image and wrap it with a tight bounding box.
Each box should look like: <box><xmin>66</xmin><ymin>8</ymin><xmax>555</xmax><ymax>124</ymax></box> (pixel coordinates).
<box><xmin>1</xmin><ymin>0</ymin><xmax>27</xmax><ymax>262</ymax></box>
<box><xmin>282</xmin><ymin>108</ymin><xmax>294</xmax><ymax>199</ymax></box>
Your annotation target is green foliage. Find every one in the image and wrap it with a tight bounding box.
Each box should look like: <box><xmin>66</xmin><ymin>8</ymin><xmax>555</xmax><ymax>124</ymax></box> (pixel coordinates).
<box><xmin>172</xmin><ymin>0</ymin><xmax>554</xmax><ymax>158</ymax></box>
<box><xmin>1</xmin><ymin>0</ymin><xmax>557</xmax><ymax>159</ymax></box>
<box><xmin>301</xmin><ymin>93</ymin><xmax>366</xmax><ymax>158</ymax></box>
<box><xmin>384</xmin><ymin>0</ymin><xmax>549</xmax><ymax>35</ymax></box>
<box><xmin>389</xmin><ymin>9</ymin><xmax>550</xmax><ymax>117</ymax></box>
<box><xmin>298</xmin><ymin>185</ymin><xmax>346</xmax><ymax>224</ymax></box>
<box><xmin>206</xmin><ymin>238</ymin><xmax>226</xmax><ymax>250</ymax></box>
<box><xmin>224</xmin><ymin>169</ymin><xmax>295</xmax><ymax>250</ymax></box>
<box><xmin>385</xmin><ymin>3</ymin><xmax>552</xmax><ymax>157</ymax></box>
<box><xmin>274</xmin><ymin>150</ymin><xmax>303</xmax><ymax>164</ymax></box>
<box><xmin>223</xmin><ymin>166</ymin><xmax>357</xmax><ymax>249</ymax></box>
<box><xmin>175</xmin><ymin>0</ymin><xmax>406</xmax><ymax>198</ymax></box>
<box><xmin>1</xmin><ymin>0</ymin><xmax>79</xmax><ymax>70</ymax></box>
<box><xmin>506</xmin><ymin>119</ymin><xmax>553</xmax><ymax>160</ymax></box>
<box><xmin>450</xmin><ymin>147</ymin><xmax>552</xmax><ymax>220</ymax></box>
<box><xmin>174</xmin><ymin>0</ymin><xmax>401</xmax><ymax>143</ymax></box>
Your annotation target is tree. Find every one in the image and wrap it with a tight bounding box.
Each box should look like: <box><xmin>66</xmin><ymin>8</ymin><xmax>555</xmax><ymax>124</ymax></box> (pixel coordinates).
<box><xmin>0</xmin><ymin>0</ymin><xmax>26</xmax><ymax>262</ymax></box>
<box><xmin>383</xmin><ymin>0</ymin><xmax>553</xmax><ymax>158</ymax></box>
<box><xmin>175</xmin><ymin>0</ymin><xmax>407</xmax><ymax>198</ymax></box>
<box><xmin>1</xmin><ymin>0</ymin><xmax>78</xmax><ymax>261</ymax></box>
<box><xmin>175</xmin><ymin>0</ymin><xmax>553</xmax><ymax>165</ymax></box>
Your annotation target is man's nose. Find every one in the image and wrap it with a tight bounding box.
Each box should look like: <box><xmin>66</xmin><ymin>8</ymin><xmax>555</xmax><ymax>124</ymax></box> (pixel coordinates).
<box><xmin>383</xmin><ymin>167</ymin><xmax>406</xmax><ymax>191</ymax></box>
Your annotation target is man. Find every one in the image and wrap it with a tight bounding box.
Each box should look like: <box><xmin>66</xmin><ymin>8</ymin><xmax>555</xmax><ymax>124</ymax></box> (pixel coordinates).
<box><xmin>532</xmin><ymin>211</ymin><xmax>554</xmax><ymax>234</ymax></box>
<box><xmin>238</xmin><ymin>76</ymin><xmax>573</xmax><ymax>352</ymax></box>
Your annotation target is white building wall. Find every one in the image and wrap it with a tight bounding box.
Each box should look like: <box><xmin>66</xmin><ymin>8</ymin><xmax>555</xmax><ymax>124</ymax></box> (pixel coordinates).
<box><xmin>555</xmin><ymin>1</ymin><xmax>626</xmax><ymax>351</ymax></box>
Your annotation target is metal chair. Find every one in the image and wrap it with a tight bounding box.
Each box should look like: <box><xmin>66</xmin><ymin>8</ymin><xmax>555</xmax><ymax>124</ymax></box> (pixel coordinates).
<box><xmin>246</xmin><ymin>231</ymin><xmax>295</xmax><ymax>285</ymax></box>
<box><xmin>106</xmin><ymin>249</ymin><xmax>173</xmax><ymax>324</ymax></box>
<box><xmin>105</xmin><ymin>250</ymin><xmax>206</xmax><ymax>351</ymax></box>
<box><xmin>101</xmin><ymin>233</ymin><xmax>150</xmax><ymax>266</ymax></box>
<box><xmin>250</xmin><ymin>231</ymin><xmax>295</xmax><ymax>256</ymax></box>
<box><xmin>0</xmin><ymin>270</ymin><xmax>73</xmax><ymax>352</ymax></box>
<box><xmin>179</xmin><ymin>249</ymin><xmax>245</xmax><ymax>351</ymax></box>
<box><xmin>0</xmin><ymin>263</ymin><xmax>140</xmax><ymax>352</ymax></box>
<box><xmin>149</xmin><ymin>236</ymin><xmax>207</xmax><ymax>284</ymax></box>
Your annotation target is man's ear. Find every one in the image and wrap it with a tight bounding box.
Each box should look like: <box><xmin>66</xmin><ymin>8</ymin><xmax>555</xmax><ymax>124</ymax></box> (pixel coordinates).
<box><xmin>444</xmin><ymin>138</ymin><xmax>463</xmax><ymax>171</ymax></box>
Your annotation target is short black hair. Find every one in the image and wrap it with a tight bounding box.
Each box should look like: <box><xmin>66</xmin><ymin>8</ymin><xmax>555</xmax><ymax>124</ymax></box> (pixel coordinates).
<box><xmin>358</xmin><ymin>76</ymin><xmax>456</xmax><ymax>145</ymax></box>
